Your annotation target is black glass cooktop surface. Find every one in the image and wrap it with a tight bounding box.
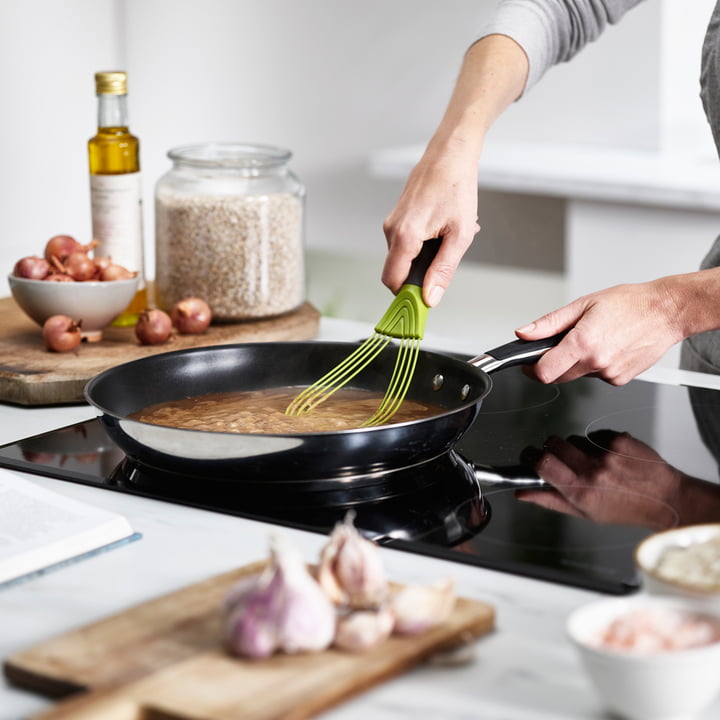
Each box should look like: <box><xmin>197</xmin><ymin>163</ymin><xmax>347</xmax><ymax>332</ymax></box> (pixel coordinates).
<box><xmin>2</xmin><ymin>367</ymin><xmax>720</xmax><ymax>595</ymax></box>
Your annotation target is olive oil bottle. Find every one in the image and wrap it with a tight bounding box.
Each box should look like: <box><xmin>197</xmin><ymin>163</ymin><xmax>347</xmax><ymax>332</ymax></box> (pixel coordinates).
<box><xmin>88</xmin><ymin>71</ymin><xmax>147</xmax><ymax>324</ymax></box>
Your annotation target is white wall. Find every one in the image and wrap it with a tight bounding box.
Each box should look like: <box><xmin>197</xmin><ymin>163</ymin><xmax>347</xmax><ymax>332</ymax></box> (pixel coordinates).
<box><xmin>0</xmin><ymin>0</ymin><xmax>715</xmax><ymax>288</ymax></box>
<box><xmin>0</xmin><ymin>0</ymin><xmax>120</xmax><ymax>283</ymax></box>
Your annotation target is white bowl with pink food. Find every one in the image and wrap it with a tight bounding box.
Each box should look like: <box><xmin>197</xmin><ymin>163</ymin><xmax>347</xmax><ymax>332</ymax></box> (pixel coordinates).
<box><xmin>567</xmin><ymin>594</ymin><xmax>720</xmax><ymax>720</ymax></box>
<box><xmin>635</xmin><ymin>523</ymin><xmax>720</xmax><ymax>611</ymax></box>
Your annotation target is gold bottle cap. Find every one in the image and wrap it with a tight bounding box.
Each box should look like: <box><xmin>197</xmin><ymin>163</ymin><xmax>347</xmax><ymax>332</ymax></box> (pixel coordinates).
<box><xmin>94</xmin><ymin>71</ymin><xmax>127</xmax><ymax>95</ymax></box>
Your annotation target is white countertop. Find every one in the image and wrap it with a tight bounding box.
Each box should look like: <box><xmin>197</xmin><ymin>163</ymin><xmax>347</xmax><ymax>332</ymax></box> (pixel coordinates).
<box><xmin>1</xmin><ymin>316</ymin><xmax>719</xmax><ymax>720</ymax></box>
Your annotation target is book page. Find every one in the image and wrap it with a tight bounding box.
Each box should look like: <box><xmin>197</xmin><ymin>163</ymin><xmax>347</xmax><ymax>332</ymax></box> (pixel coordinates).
<box><xmin>0</xmin><ymin>468</ymin><xmax>137</xmax><ymax>586</ymax></box>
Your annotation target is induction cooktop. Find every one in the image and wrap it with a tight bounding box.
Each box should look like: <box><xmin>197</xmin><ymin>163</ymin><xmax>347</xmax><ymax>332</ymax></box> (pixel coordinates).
<box><xmin>2</xmin><ymin>367</ymin><xmax>719</xmax><ymax>595</ymax></box>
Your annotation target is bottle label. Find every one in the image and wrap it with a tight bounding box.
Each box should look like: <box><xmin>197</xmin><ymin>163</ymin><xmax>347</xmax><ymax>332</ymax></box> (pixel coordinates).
<box><xmin>90</xmin><ymin>172</ymin><xmax>145</xmax><ymax>279</ymax></box>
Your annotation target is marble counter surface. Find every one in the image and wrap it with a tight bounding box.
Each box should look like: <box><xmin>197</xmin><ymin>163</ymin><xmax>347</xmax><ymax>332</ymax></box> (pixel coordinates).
<box><xmin>1</xmin><ymin>317</ymin><xmax>719</xmax><ymax>720</ymax></box>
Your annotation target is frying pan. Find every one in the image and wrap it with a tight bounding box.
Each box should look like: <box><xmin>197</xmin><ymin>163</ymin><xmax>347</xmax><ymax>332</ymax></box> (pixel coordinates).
<box><xmin>84</xmin><ymin>335</ymin><xmax>563</xmax><ymax>485</ymax></box>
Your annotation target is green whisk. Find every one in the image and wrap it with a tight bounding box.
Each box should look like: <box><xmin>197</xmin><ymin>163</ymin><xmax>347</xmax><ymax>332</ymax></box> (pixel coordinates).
<box><xmin>285</xmin><ymin>238</ymin><xmax>440</xmax><ymax>427</ymax></box>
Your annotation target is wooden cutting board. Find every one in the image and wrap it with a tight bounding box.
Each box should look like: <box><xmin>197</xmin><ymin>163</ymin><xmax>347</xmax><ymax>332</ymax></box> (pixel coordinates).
<box><xmin>0</xmin><ymin>296</ymin><xmax>321</xmax><ymax>406</ymax></box>
<box><xmin>4</xmin><ymin>561</ymin><xmax>495</xmax><ymax>720</ymax></box>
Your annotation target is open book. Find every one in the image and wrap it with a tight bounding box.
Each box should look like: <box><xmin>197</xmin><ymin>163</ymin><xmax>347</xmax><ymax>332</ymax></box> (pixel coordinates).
<box><xmin>0</xmin><ymin>468</ymin><xmax>139</xmax><ymax>588</ymax></box>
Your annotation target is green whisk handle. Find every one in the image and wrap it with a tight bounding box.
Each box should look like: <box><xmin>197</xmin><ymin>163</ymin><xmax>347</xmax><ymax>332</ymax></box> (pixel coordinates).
<box><xmin>405</xmin><ymin>238</ymin><xmax>442</xmax><ymax>287</ymax></box>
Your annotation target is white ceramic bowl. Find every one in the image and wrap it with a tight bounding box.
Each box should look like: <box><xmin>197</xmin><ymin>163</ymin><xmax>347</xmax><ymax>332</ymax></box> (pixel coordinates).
<box><xmin>567</xmin><ymin>595</ymin><xmax>720</xmax><ymax>720</ymax></box>
<box><xmin>635</xmin><ymin>524</ymin><xmax>720</xmax><ymax>611</ymax></box>
<box><xmin>8</xmin><ymin>274</ymin><xmax>139</xmax><ymax>341</ymax></box>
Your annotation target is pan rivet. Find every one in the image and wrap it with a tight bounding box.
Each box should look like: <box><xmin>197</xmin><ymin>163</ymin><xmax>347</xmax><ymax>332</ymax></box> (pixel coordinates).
<box><xmin>460</xmin><ymin>384</ymin><xmax>470</xmax><ymax>400</ymax></box>
<box><xmin>432</xmin><ymin>374</ymin><xmax>444</xmax><ymax>391</ymax></box>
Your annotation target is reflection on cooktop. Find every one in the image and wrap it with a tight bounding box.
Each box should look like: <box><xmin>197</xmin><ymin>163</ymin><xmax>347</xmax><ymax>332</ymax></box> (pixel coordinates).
<box><xmin>2</xmin><ymin>367</ymin><xmax>720</xmax><ymax>595</ymax></box>
<box><xmin>111</xmin><ymin>450</ymin><xmax>490</xmax><ymax>546</ymax></box>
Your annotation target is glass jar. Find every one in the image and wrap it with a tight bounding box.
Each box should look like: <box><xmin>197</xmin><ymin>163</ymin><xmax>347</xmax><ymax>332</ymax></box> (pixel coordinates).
<box><xmin>154</xmin><ymin>143</ymin><xmax>305</xmax><ymax>320</ymax></box>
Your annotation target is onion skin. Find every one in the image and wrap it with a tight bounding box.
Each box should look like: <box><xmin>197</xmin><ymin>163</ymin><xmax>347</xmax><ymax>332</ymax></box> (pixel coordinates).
<box><xmin>46</xmin><ymin>273</ymin><xmax>75</xmax><ymax>282</ymax></box>
<box><xmin>135</xmin><ymin>309</ymin><xmax>172</xmax><ymax>345</ymax></box>
<box><xmin>64</xmin><ymin>251</ymin><xmax>97</xmax><ymax>281</ymax></box>
<box><xmin>13</xmin><ymin>256</ymin><xmax>51</xmax><ymax>280</ymax></box>
<box><xmin>172</xmin><ymin>297</ymin><xmax>212</xmax><ymax>334</ymax></box>
<box><xmin>92</xmin><ymin>256</ymin><xmax>113</xmax><ymax>277</ymax></box>
<box><xmin>101</xmin><ymin>263</ymin><xmax>137</xmax><ymax>282</ymax></box>
<box><xmin>44</xmin><ymin>235</ymin><xmax>83</xmax><ymax>264</ymax></box>
<box><xmin>42</xmin><ymin>315</ymin><xmax>82</xmax><ymax>352</ymax></box>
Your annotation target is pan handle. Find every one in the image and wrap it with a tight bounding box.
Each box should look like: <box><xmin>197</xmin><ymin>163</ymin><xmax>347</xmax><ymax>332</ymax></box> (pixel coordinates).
<box><xmin>468</xmin><ymin>332</ymin><xmax>567</xmax><ymax>374</ymax></box>
<box><xmin>473</xmin><ymin>464</ymin><xmax>547</xmax><ymax>489</ymax></box>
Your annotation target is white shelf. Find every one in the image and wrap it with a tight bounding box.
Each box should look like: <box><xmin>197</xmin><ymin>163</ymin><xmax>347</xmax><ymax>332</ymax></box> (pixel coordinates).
<box><xmin>371</xmin><ymin>141</ymin><xmax>720</xmax><ymax>211</ymax></box>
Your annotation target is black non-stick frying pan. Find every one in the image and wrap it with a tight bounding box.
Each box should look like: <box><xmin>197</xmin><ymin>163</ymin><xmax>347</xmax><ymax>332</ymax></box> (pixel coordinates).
<box><xmin>84</xmin><ymin>335</ymin><xmax>562</xmax><ymax>484</ymax></box>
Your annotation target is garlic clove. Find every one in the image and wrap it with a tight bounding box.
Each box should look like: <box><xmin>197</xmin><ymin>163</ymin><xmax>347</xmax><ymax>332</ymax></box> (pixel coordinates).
<box><xmin>222</xmin><ymin>537</ymin><xmax>336</xmax><ymax>658</ymax></box>
<box><xmin>317</xmin><ymin>511</ymin><xmax>388</xmax><ymax>609</ymax></box>
<box><xmin>223</xmin><ymin>598</ymin><xmax>277</xmax><ymax>659</ymax></box>
<box><xmin>222</xmin><ymin>570</ymin><xmax>284</xmax><ymax>658</ymax></box>
<box><xmin>333</xmin><ymin>606</ymin><xmax>395</xmax><ymax>652</ymax></box>
<box><xmin>273</xmin><ymin>542</ymin><xmax>336</xmax><ymax>654</ymax></box>
<box><xmin>390</xmin><ymin>577</ymin><xmax>456</xmax><ymax>635</ymax></box>
<box><xmin>221</xmin><ymin>572</ymin><xmax>261</xmax><ymax>616</ymax></box>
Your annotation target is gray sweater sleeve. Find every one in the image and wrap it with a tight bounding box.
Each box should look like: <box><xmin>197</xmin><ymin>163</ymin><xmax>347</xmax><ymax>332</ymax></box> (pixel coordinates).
<box><xmin>479</xmin><ymin>0</ymin><xmax>647</xmax><ymax>92</ymax></box>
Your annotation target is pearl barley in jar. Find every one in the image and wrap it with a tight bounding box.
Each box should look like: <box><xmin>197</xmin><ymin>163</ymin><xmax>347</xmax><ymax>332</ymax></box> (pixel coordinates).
<box><xmin>154</xmin><ymin>143</ymin><xmax>305</xmax><ymax>320</ymax></box>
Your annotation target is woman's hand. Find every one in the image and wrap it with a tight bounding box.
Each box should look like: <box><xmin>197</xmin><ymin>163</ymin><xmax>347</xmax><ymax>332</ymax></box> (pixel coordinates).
<box><xmin>381</xmin><ymin>143</ymin><xmax>481</xmax><ymax>306</ymax></box>
<box><xmin>516</xmin><ymin>278</ymin><xmax>685</xmax><ymax>385</ymax></box>
<box><xmin>381</xmin><ymin>34</ymin><xmax>530</xmax><ymax>306</ymax></box>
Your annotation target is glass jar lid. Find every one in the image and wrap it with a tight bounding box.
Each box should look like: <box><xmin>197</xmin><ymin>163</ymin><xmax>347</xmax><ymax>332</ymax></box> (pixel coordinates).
<box><xmin>167</xmin><ymin>143</ymin><xmax>292</xmax><ymax>170</ymax></box>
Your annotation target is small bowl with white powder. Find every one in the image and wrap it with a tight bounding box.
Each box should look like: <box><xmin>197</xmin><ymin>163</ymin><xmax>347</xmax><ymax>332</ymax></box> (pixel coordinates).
<box><xmin>635</xmin><ymin>523</ymin><xmax>720</xmax><ymax>610</ymax></box>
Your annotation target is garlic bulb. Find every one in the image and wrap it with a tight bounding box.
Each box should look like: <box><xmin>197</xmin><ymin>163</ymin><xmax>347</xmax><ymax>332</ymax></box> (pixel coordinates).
<box><xmin>317</xmin><ymin>511</ymin><xmax>388</xmax><ymax>609</ymax></box>
<box><xmin>222</xmin><ymin>538</ymin><xmax>336</xmax><ymax>658</ymax></box>
<box><xmin>334</xmin><ymin>606</ymin><xmax>395</xmax><ymax>652</ymax></box>
<box><xmin>390</xmin><ymin>578</ymin><xmax>456</xmax><ymax>635</ymax></box>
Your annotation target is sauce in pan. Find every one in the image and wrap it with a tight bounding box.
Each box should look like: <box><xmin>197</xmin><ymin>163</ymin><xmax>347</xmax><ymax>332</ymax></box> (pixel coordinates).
<box><xmin>129</xmin><ymin>387</ymin><xmax>446</xmax><ymax>434</ymax></box>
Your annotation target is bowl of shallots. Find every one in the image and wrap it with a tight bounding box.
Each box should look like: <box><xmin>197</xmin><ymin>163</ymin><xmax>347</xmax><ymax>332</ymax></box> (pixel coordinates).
<box><xmin>9</xmin><ymin>234</ymin><xmax>139</xmax><ymax>341</ymax></box>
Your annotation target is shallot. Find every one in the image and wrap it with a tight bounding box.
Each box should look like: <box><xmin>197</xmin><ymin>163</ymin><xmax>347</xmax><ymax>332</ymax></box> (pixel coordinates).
<box><xmin>14</xmin><ymin>235</ymin><xmax>134</xmax><ymax>285</ymax></box>
<box><xmin>92</xmin><ymin>256</ymin><xmax>113</xmax><ymax>276</ymax></box>
<box><xmin>13</xmin><ymin>256</ymin><xmax>51</xmax><ymax>280</ymax></box>
<box><xmin>43</xmin><ymin>235</ymin><xmax>85</xmax><ymax>264</ymax></box>
<box><xmin>135</xmin><ymin>309</ymin><xmax>172</xmax><ymax>345</ymax></box>
<box><xmin>171</xmin><ymin>297</ymin><xmax>212</xmax><ymax>334</ymax></box>
<box><xmin>42</xmin><ymin>315</ymin><xmax>82</xmax><ymax>352</ymax></box>
<box><xmin>222</xmin><ymin>538</ymin><xmax>336</xmax><ymax>659</ymax></box>
<box><xmin>64</xmin><ymin>251</ymin><xmax>97</xmax><ymax>281</ymax></box>
<box><xmin>45</xmin><ymin>273</ymin><xmax>74</xmax><ymax>282</ymax></box>
<box><xmin>100</xmin><ymin>263</ymin><xmax>137</xmax><ymax>282</ymax></box>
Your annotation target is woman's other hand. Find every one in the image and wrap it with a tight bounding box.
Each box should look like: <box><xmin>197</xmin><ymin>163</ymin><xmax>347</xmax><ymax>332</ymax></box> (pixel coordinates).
<box><xmin>516</xmin><ymin>278</ymin><xmax>686</xmax><ymax>385</ymax></box>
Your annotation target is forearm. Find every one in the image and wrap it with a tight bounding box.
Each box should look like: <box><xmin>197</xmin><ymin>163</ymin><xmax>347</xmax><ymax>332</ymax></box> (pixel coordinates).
<box><xmin>663</xmin><ymin>267</ymin><xmax>720</xmax><ymax>339</ymax></box>
<box><xmin>381</xmin><ymin>34</ymin><xmax>529</xmax><ymax>297</ymax></box>
<box><xmin>423</xmin><ymin>34</ymin><xmax>529</xmax><ymax>166</ymax></box>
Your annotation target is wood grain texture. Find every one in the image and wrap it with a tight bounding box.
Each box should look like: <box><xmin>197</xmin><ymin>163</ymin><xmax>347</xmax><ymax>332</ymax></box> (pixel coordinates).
<box><xmin>4</xmin><ymin>562</ymin><xmax>495</xmax><ymax>720</ymax></box>
<box><xmin>0</xmin><ymin>297</ymin><xmax>321</xmax><ymax>406</ymax></box>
